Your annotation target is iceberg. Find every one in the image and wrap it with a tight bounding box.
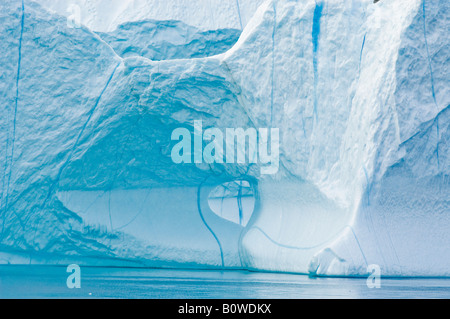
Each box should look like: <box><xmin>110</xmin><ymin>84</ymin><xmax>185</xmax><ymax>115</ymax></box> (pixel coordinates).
<box><xmin>0</xmin><ymin>0</ymin><xmax>448</xmax><ymax>277</ymax></box>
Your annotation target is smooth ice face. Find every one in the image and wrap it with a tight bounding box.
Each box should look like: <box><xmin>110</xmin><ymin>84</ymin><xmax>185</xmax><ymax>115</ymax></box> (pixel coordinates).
<box><xmin>0</xmin><ymin>0</ymin><xmax>448</xmax><ymax>276</ymax></box>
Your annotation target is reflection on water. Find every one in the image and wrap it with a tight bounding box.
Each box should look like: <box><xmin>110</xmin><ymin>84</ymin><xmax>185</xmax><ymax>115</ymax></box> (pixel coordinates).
<box><xmin>0</xmin><ymin>266</ymin><xmax>449</xmax><ymax>299</ymax></box>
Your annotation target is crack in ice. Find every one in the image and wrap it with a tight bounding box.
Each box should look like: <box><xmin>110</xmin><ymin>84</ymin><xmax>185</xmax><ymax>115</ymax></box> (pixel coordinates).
<box><xmin>422</xmin><ymin>0</ymin><xmax>440</xmax><ymax>170</ymax></box>
<box><xmin>312</xmin><ymin>1</ymin><xmax>323</xmax><ymax>123</ymax></box>
<box><xmin>1</xmin><ymin>0</ymin><xmax>25</xmax><ymax>237</ymax></box>
<box><xmin>236</xmin><ymin>0</ymin><xmax>243</xmax><ymax>31</ymax></box>
<box><xmin>197</xmin><ymin>176</ymin><xmax>225</xmax><ymax>268</ymax></box>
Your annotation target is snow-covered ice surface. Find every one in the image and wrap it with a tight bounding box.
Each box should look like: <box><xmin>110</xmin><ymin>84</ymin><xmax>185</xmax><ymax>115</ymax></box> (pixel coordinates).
<box><xmin>0</xmin><ymin>0</ymin><xmax>448</xmax><ymax>279</ymax></box>
<box><xmin>32</xmin><ymin>0</ymin><xmax>265</xmax><ymax>32</ymax></box>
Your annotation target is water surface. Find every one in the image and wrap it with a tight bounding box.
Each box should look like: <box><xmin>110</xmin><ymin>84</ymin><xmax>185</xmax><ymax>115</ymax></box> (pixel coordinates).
<box><xmin>1</xmin><ymin>266</ymin><xmax>449</xmax><ymax>299</ymax></box>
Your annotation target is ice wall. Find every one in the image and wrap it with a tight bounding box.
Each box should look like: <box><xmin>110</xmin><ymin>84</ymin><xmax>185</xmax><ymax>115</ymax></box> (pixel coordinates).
<box><xmin>227</xmin><ymin>0</ymin><xmax>449</xmax><ymax>276</ymax></box>
<box><xmin>0</xmin><ymin>0</ymin><xmax>448</xmax><ymax>276</ymax></box>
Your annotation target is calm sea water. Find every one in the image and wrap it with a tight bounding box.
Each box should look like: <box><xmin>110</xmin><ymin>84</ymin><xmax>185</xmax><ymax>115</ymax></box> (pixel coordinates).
<box><xmin>0</xmin><ymin>265</ymin><xmax>449</xmax><ymax>299</ymax></box>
